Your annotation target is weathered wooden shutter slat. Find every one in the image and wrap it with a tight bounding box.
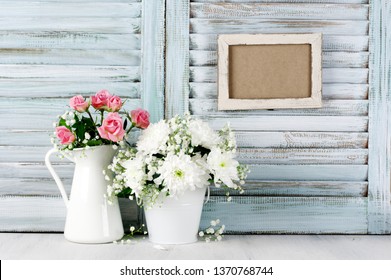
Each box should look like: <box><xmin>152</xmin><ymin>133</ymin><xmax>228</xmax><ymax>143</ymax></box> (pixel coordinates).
<box><xmin>190</xmin><ymin>34</ymin><xmax>369</xmax><ymax>51</ymax></box>
<box><xmin>190</xmin><ymin>83</ymin><xmax>369</xmax><ymax>100</ymax></box>
<box><xmin>190</xmin><ymin>3</ymin><xmax>368</xmax><ymax>20</ymax></box>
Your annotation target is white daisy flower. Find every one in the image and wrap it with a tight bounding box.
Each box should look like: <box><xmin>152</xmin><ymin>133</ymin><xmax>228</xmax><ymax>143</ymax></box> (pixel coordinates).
<box><xmin>154</xmin><ymin>153</ymin><xmax>210</xmax><ymax>197</ymax></box>
<box><xmin>137</xmin><ymin>120</ymin><xmax>170</xmax><ymax>155</ymax></box>
<box><xmin>207</xmin><ymin>148</ymin><xmax>239</xmax><ymax>189</ymax></box>
<box><xmin>189</xmin><ymin>119</ymin><xmax>220</xmax><ymax>149</ymax></box>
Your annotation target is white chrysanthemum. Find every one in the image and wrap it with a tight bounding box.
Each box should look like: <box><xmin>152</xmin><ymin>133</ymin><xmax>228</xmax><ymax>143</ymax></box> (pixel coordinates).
<box><xmin>122</xmin><ymin>156</ymin><xmax>145</xmax><ymax>196</ymax></box>
<box><xmin>207</xmin><ymin>148</ymin><xmax>239</xmax><ymax>188</ymax></box>
<box><xmin>154</xmin><ymin>153</ymin><xmax>210</xmax><ymax>197</ymax></box>
<box><xmin>137</xmin><ymin>120</ymin><xmax>170</xmax><ymax>155</ymax></box>
<box><xmin>189</xmin><ymin>119</ymin><xmax>219</xmax><ymax>149</ymax></box>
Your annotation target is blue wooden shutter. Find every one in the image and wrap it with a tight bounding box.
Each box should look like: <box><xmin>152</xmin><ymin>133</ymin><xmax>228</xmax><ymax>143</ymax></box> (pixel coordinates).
<box><xmin>0</xmin><ymin>0</ymin><xmax>165</xmax><ymax>231</ymax></box>
<box><xmin>165</xmin><ymin>0</ymin><xmax>391</xmax><ymax>234</ymax></box>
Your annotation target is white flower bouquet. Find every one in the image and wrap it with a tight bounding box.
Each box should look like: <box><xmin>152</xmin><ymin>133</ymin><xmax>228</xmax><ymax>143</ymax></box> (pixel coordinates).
<box><xmin>107</xmin><ymin>114</ymin><xmax>249</xmax><ymax>208</ymax></box>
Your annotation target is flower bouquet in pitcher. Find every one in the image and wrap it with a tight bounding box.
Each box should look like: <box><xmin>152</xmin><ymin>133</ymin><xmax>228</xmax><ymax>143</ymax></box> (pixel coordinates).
<box><xmin>45</xmin><ymin>89</ymin><xmax>150</xmax><ymax>244</ymax></box>
<box><xmin>107</xmin><ymin>114</ymin><xmax>249</xmax><ymax>244</ymax></box>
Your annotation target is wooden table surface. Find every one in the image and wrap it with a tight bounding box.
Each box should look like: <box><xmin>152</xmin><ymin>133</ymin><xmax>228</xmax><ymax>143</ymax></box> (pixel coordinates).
<box><xmin>1</xmin><ymin>233</ymin><xmax>391</xmax><ymax>260</ymax></box>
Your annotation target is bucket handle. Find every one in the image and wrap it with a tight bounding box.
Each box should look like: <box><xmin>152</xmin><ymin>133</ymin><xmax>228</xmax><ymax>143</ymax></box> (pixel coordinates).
<box><xmin>45</xmin><ymin>148</ymin><xmax>71</xmax><ymax>209</ymax></box>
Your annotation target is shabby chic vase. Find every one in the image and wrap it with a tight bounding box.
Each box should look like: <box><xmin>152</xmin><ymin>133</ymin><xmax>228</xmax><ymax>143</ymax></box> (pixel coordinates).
<box><xmin>45</xmin><ymin>145</ymin><xmax>124</xmax><ymax>243</ymax></box>
<box><xmin>144</xmin><ymin>187</ymin><xmax>207</xmax><ymax>245</ymax></box>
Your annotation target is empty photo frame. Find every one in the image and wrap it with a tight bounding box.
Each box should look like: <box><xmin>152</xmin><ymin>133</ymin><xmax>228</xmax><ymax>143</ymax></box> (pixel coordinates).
<box><xmin>218</xmin><ymin>33</ymin><xmax>322</xmax><ymax>110</ymax></box>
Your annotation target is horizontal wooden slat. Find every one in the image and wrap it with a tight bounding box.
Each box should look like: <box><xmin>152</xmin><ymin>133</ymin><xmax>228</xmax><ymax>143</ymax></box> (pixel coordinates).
<box><xmin>190</xmin><ymin>34</ymin><xmax>369</xmax><ymax>51</ymax></box>
<box><xmin>191</xmin><ymin>1</ymin><xmax>368</xmax><ymax>3</ymax></box>
<box><xmin>0</xmin><ymin>32</ymin><xmax>141</xmax><ymax>50</ymax></box>
<box><xmin>5</xmin><ymin>0</ymin><xmax>140</xmax><ymax>2</ymax></box>
<box><xmin>190</xmin><ymin>83</ymin><xmax>368</xmax><ymax>100</ymax></box>
<box><xmin>211</xmin><ymin>181</ymin><xmax>368</xmax><ymax>197</ymax></box>
<box><xmin>235</xmin><ymin>131</ymin><xmax>368</xmax><ymax>149</ymax></box>
<box><xmin>0</xmin><ymin>196</ymin><xmax>139</xmax><ymax>232</ymax></box>
<box><xmin>0</xmin><ymin>178</ymin><xmax>72</xmax><ymax>195</ymax></box>
<box><xmin>190</xmin><ymin>19</ymin><xmax>368</xmax><ymax>35</ymax></box>
<box><xmin>0</xmin><ymin>49</ymin><xmax>140</xmax><ymax>66</ymax></box>
<box><xmin>202</xmin><ymin>116</ymin><xmax>368</xmax><ymax>132</ymax></box>
<box><xmin>0</xmin><ymin>178</ymin><xmax>368</xmax><ymax>198</ymax></box>
<box><xmin>0</xmin><ymin>146</ymin><xmax>368</xmax><ymax>165</ymax></box>
<box><xmin>0</xmin><ymin>195</ymin><xmax>368</xmax><ymax>233</ymax></box>
<box><xmin>190</xmin><ymin>67</ymin><xmax>368</xmax><ymax>83</ymax></box>
<box><xmin>190</xmin><ymin>100</ymin><xmax>368</xmax><ymax>116</ymax></box>
<box><xmin>201</xmin><ymin>196</ymin><xmax>368</xmax><ymax>234</ymax></box>
<box><xmin>0</xmin><ymin>130</ymin><xmax>52</xmax><ymax>146</ymax></box>
<box><xmin>0</xmin><ymin>82</ymin><xmax>140</xmax><ymax>98</ymax></box>
<box><xmin>0</xmin><ymin>163</ymin><xmax>74</xmax><ymax>179</ymax></box>
<box><xmin>247</xmin><ymin>164</ymin><xmax>367</xmax><ymax>181</ymax></box>
<box><xmin>0</xmin><ymin>2</ymin><xmax>141</xmax><ymax>17</ymax></box>
<box><xmin>0</xmin><ymin>18</ymin><xmax>140</xmax><ymax>34</ymax></box>
<box><xmin>237</xmin><ymin>148</ymin><xmax>368</xmax><ymax>165</ymax></box>
<box><xmin>0</xmin><ymin>65</ymin><xmax>140</xmax><ymax>82</ymax></box>
<box><xmin>190</xmin><ymin>50</ymin><xmax>369</xmax><ymax>68</ymax></box>
<box><xmin>191</xmin><ymin>3</ymin><xmax>368</xmax><ymax>20</ymax></box>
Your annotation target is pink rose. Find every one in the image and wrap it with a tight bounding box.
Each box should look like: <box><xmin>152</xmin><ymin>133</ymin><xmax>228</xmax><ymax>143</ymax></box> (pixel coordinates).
<box><xmin>56</xmin><ymin>126</ymin><xmax>75</xmax><ymax>145</ymax></box>
<box><xmin>69</xmin><ymin>95</ymin><xmax>89</xmax><ymax>113</ymax></box>
<box><xmin>97</xmin><ymin>112</ymin><xmax>125</xmax><ymax>142</ymax></box>
<box><xmin>91</xmin><ymin>89</ymin><xmax>112</xmax><ymax>110</ymax></box>
<box><xmin>107</xmin><ymin>95</ymin><xmax>122</xmax><ymax>112</ymax></box>
<box><xmin>130</xmin><ymin>108</ymin><xmax>150</xmax><ymax>129</ymax></box>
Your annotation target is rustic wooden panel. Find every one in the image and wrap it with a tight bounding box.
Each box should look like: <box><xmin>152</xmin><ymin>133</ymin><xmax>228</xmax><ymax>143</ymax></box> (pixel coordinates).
<box><xmin>190</xmin><ymin>34</ymin><xmax>369</xmax><ymax>51</ymax></box>
<box><xmin>190</xmin><ymin>19</ymin><xmax>368</xmax><ymax>35</ymax></box>
<box><xmin>0</xmin><ymin>163</ymin><xmax>74</xmax><ymax>179</ymax></box>
<box><xmin>210</xmin><ymin>181</ymin><xmax>368</xmax><ymax>197</ymax></box>
<box><xmin>0</xmin><ymin>18</ymin><xmax>141</xmax><ymax>34</ymax></box>
<box><xmin>237</xmin><ymin>148</ymin><xmax>368</xmax><ymax>165</ymax></box>
<box><xmin>367</xmin><ymin>0</ymin><xmax>391</xmax><ymax>233</ymax></box>
<box><xmin>0</xmin><ymin>82</ymin><xmax>140</xmax><ymax>98</ymax></box>
<box><xmin>190</xmin><ymin>50</ymin><xmax>369</xmax><ymax>68</ymax></box>
<box><xmin>200</xmin><ymin>196</ymin><xmax>368</xmax><ymax>234</ymax></box>
<box><xmin>202</xmin><ymin>116</ymin><xmax>368</xmax><ymax>132</ymax></box>
<box><xmin>190</xmin><ymin>83</ymin><xmax>368</xmax><ymax>100</ymax></box>
<box><xmin>190</xmin><ymin>100</ymin><xmax>369</xmax><ymax>116</ymax></box>
<box><xmin>190</xmin><ymin>3</ymin><xmax>368</xmax><ymax>20</ymax></box>
<box><xmin>0</xmin><ymin>49</ymin><xmax>141</xmax><ymax>66</ymax></box>
<box><xmin>192</xmin><ymin>0</ymin><xmax>368</xmax><ymax>3</ymax></box>
<box><xmin>141</xmin><ymin>0</ymin><xmax>165</xmax><ymax>123</ymax></box>
<box><xmin>0</xmin><ymin>65</ymin><xmax>140</xmax><ymax>82</ymax></box>
<box><xmin>189</xmin><ymin>67</ymin><xmax>368</xmax><ymax>83</ymax></box>
<box><xmin>235</xmin><ymin>131</ymin><xmax>368</xmax><ymax>149</ymax></box>
<box><xmin>246</xmin><ymin>165</ymin><xmax>367</xmax><ymax>181</ymax></box>
<box><xmin>0</xmin><ymin>32</ymin><xmax>141</xmax><ymax>50</ymax></box>
<box><xmin>0</xmin><ymin>2</ymin><xmax>141</xmax><ymax>17</ymax></box>
<box><xmin>0</xmin><ymin>178</ymin><xmax>367</xmax><ymax>197</ymax></box>
<box><xmin>0</xmin><ymin>195</ymin><xmax>368</xmax><ymax>234</ymax></box>
<box><xmin>165</xmin><ymin>0</ymin><xmax>190</xmax><ymax>117</ymax></box>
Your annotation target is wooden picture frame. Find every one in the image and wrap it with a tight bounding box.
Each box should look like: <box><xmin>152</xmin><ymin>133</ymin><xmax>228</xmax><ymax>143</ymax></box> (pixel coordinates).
<box><xmin>218</xmin><ymin>33</ymin><xmax>322</xmax><ymax>110</ymax></box>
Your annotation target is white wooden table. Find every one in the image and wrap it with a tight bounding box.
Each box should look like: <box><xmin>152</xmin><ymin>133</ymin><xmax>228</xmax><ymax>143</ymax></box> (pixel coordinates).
<box><xmin>1</xmin><ymin>233</ymin><xmax>391</xmax><ymax>260</ymax></box>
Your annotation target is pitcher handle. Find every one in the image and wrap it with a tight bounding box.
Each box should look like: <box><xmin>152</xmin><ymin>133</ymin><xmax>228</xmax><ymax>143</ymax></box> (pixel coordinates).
<box><xmin>45</xmin><ymin>148</ymin><xmax>69</xmax><ymax>209</ymax></box>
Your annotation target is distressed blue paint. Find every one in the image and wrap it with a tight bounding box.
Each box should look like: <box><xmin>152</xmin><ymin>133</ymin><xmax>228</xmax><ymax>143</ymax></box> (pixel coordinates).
<box><xmin>368</xmin><ymin>0</ymin><xmax>391</xmax><ymax>234</ymax></box>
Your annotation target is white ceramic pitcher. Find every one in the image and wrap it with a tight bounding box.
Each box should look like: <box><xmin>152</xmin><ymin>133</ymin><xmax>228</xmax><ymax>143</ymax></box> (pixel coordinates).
<box><xmin>45</xmin><ymin>145</ymin><xmax>124</xmax><ymax>243</ymax></box>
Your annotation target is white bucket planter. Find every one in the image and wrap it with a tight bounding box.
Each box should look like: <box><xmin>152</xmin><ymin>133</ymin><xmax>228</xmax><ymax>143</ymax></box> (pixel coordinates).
<box><xmin>144</xmin><ymin>187</ymin><xmax>206</xmax><ymax>245</ymax></box>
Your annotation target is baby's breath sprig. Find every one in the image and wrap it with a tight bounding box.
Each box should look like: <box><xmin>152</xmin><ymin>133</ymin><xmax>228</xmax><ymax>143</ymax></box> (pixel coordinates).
<box><xmin>113</xmin><ymin>224</ymin><xmax>148</xmax><ymax>245</ymax></box>
<box><xmin>198</xmin><ymin>219</ymin><xmax>225</xmax><ymax>242</ymax></box>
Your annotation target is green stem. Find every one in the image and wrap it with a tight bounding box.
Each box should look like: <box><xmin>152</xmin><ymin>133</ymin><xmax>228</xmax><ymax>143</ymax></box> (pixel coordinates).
<box><xmin>126</xmin><ymin>122</ymin><xmax>135</xmax><ymax>134</ymax></box>
<box><xmin>86</xmin><ymin>110</ymin><xmax>96</xmax><ymax>126</ymax></box>
<box><xmin>100</xmin><ymin>110</ymin><xmax>104</xmax><ymax>124</ymax></box>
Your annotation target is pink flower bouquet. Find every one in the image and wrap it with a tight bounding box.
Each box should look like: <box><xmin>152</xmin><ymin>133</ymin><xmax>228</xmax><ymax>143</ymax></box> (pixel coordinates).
<box><xmin>52</xmin><ymin>89</ymin><xmax>150</xmax><ymax>150</ymax></box>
